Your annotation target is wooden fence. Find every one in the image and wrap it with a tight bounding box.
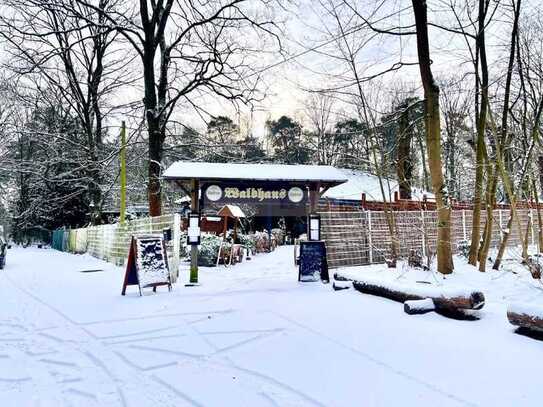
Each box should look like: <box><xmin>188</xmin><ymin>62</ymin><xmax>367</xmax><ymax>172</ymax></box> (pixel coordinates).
<box><xmin>52</xmin><ymin>214</ymin><xmax>182</xmax><ymax>281</ymax></box>
<box><xmin>321</xmin><ymin>209</ymin><xmax>536</xmax><ymax>269</ymax></box>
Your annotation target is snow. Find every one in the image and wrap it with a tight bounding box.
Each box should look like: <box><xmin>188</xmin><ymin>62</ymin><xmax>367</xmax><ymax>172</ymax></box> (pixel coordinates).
<box><xmin>162</xmin><ymin>161</ymin><xmax>348</xmax><ymax>185</ymax></box>
<box><xmin>1</xmin><ymin>246</ymin><xmax>543</xmax><ymax>406</ymax></box>
<box><xmin>404</xmin><ymin>298</ymin><xmax>435</xmax><ymax>311</ymax></box>
<box><xmin>218</xmin><ymin>204</ymin><xmax>246</xmax><ymax>218</ymax></box>
<box><xmin>338</xmin><ymin>272</ymin><xmax>478</xmax><ymax>299</ymax></box>
<box><xmin>323</xmin><ymin>168</ymin><xmax>434</xmax><ymax>201</ymax></box>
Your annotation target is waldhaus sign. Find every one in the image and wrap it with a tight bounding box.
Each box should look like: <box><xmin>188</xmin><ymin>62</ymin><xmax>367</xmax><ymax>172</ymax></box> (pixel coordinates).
<box><xmin>202</xmin><ymin>181</ymin><xmax>308</xmax><ymax>216</ymax></box>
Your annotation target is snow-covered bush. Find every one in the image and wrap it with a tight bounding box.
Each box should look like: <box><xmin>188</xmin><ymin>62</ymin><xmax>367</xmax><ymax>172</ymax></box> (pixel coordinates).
<box><xmin>198</xmin><ymin>234</ymin><xmax>223</xmax><ymax>266</ymax></box>
<box><xmin>525</xmin><ymin>255</ymin><xmax>543</xmax><ymax>279</ymax></box>
<box><xmin>252</xmin><ymin>231</ymin><xmax>276</xmax><ymax>252</ymax></box>
<box><xmin>237</xmin><ymin>233</ymin><xmax>255</xmax><ymax>252</ymax></box>
<box><xmin>271</xmin><ymin>228</ymin><xmax>285</xmax><ymax>245</ymax></box>
<box><xmin>408</xmin><ymin>249</ymin><xmax>424</xmax><ymax>268</ymax></box>
<box><xmin>457</xmin><ymin>240</ymin><xmax>470</xmax><ymax>259</ymax></box>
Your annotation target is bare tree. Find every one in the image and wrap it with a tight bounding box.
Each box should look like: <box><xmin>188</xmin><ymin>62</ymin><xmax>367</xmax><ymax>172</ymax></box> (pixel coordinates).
<box><xmin>411</xmin><ymin>0</ymin><xmax>454</xmax><ymax>273</ymax></box>
<box><xmin>304</xmin><ymin>92</ymin><xmax>336</xmax><ymax>165</ymax></box>
<box><xmin>0</xmin><ymin>0</ymin><xmax>132</xmax><ymax>221</ymax></box>
<box><xmin>440</xmin><ymin>78</ymin><xmax>473</xmax><ymax>202</ymax></box>
<box><xmin>70</xmin><ymin>0</ymin><xmax>284</xmax><ymax>215</ymax></box>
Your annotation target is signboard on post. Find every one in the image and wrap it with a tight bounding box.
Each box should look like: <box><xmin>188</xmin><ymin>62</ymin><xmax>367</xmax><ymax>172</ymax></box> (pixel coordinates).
<box><xmin>121</xmin><ymin>235</ymin><xmax>172</xmax><ymax>296</ymax></box>
<box><xmin>187</xmin><ymin>212</ymin><xmax>201</xmax><ymax>245</ymax></box>
<box><xmin>298</xmin><ymin>241</ymin><xmax>329</xmax><ymax>283</ymax></box>
<box><xmin>202</xmin><ymin>181</ymin><xmax>307</xmax><ymax>216</ymax></box>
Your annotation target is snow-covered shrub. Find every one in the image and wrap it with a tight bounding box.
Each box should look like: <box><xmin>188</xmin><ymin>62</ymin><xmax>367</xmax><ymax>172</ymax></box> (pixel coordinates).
<box><xmin>457</xmin><ymin>240</ymin><xmax>470</xmax><ymax>259</ymax></box>
<box><xmin>198</xmin><ymin>234</ymin><xmax>223</xmax><ymax>266</ymax></box>
<box><xmin>252</xmin><ymin>231</ymin><xmax>276</xmax><ymax>252</ymax></box>
<box><xmin>526</xmin><ymin>255</ymin><xmax>543</xmax><ymax>280</ymax></box>
<box><xmin>271</xmin><ymin>228</ymin><xmax>285</xmax><ymax>245</ymax></box>
<box><xmin>408</xmin><ymin>249</ymin><xmax>424</xmax><ymax>268</ymax></box>
<box><xmin>237</xmin><ymin>233</ymin><xmax>255</xmax><ymax>252</ymax></box>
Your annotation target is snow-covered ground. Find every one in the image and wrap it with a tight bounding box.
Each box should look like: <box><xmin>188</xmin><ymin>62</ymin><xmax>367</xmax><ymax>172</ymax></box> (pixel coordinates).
<box><xmin>1</xmin><ymin>246</ymin><xmax>542</xmax><ymax>407</ymax></box>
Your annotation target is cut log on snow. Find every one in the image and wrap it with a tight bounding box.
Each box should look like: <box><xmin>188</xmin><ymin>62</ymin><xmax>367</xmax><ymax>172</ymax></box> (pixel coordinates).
<box><xmin>404</xmin><ymin>298</ymin><xmax>435</xmax><ymax>315</ymax></box>
<box><xmin>507</xmin><ymin>303</ymin><xmax>543</xmax><ymax>332</ymax></box>
<box><xmin>349</xmin><ymin>276</ymin><xmax>485</xmax><ymax>311</ymax></box>
<box><xmin>333</xmin><ymin>273</ymin><xmax>352</xmax><ymax>282</ymax></box>
<box><xmin>333</xmin><ymin>281</ymin><xmax>352</xmax><ymax>291</ymax></box>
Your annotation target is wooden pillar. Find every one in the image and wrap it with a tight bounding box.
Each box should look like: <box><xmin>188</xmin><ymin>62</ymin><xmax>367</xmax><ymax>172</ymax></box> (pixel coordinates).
<box><xmin>308</xmin><ymin>182</ymin><xmax>321</xmax><ymax>239</ymax></box>
<box><xmin>309</xmin><ymin>182</ymin><xmax>321</xmax><ymax>213</ymax></box>
<box><xmin>189</xmin><ymin>179</ymin><xmax>200</xmax><ymax>284</ymax></box>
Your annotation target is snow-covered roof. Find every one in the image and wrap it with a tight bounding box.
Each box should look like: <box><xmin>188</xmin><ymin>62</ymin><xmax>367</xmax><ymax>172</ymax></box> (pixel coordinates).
<box><xmin>163</xmin><ymin>161</ymin><xmax>348</xmax><ymax>186</ymax></box>
<box><xmin>323</xmin><ymin>169</ymin><xmax>434</xmax><ymax>201</ymax></box>
<box><xmin>218</xmin><ymin>204</ymin><xmax>246</xmax><ymax>218</ymax></box>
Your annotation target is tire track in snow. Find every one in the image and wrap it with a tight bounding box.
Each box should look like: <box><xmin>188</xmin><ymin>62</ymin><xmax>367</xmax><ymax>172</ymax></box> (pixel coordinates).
<box><xmin>2</xmin><ymin>272</ymin><xmax>188</xmax><ymax>407</ymax></box>
<box><xmin>4</xmin><ymin>266</ymin><xmax>325</xmax><ymax>407</ymax></box>
<box><xmin>185</xmin><ymin>313</ymin><xmax>323</xmax><ymax>407</ymax></box>
<box><xmin>271</xmin><ymin>311</ymin><xmax>478</xmax><ymax>407</ymax></box>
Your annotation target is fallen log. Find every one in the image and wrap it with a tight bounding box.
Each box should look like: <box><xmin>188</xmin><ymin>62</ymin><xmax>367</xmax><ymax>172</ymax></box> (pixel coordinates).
<box><xmin>332</xmin><ymin>281</ymin><xmax>352</xmax><ymax>291</ymax></box>
<box><xmin>351</xmin><ymin>276</ymin><xmax>485</xmax><ymax>311</ymax></box>
<box><xmin>333</xmin><ymin>273</ymin><xmax>352</xmax><ymax>282</ymax></box>
<box><xmin>507</xmin><ymin>303</ymin><xmax>543</xmax><ymax>333</ymax></box>
<box><xmin>404</xmin><ymin>298</ymin><xmax>435</xmax><ymax>315</ymax></box>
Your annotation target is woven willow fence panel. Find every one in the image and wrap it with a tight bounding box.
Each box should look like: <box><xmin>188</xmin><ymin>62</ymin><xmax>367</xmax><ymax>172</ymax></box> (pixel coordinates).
<box><xmin>320</xmin><ymin>209</ymin><xmax>537</xmax><ymax>269</ymax></box>
<box><xmin>54</xmin><ymin>214</ymin><xmax>182</xmax><ymax>281</ymax></box>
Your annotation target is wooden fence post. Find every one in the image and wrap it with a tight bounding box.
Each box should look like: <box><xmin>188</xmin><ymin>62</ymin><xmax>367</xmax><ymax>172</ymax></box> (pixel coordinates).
<box><xmin>367</xmin><ymin>211</ymin><xmax>373</xmax><ymax>264</ymax></box>
<box><xmin>530</xmin><ymin>209</ymin><xmax>535</xmax><ymax>247</ymax></box>
<box><xmin>421</xmin><ymin>210</ymin><xmax>427</xmax><ymax>257</ymax></box>
<box><xmin>462</xmin><ymin>210</ymin><xmax>467</xmax><ymax>241</ymax></box>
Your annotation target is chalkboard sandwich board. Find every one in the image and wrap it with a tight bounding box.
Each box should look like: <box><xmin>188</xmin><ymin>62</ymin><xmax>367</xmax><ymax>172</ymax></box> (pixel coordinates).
<box><xmin>122</xmin><ymin>235</ymin><xmax>172</xmax><ymax>296</ymax></box>
<box><xmin>298</xmin><ymin>240</ymin><xmax>329</xmax><ymax>283</ymax></box>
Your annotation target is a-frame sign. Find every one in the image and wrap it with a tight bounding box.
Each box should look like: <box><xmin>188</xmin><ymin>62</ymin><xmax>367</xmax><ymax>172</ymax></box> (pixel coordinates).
<box><xmin>121</xmin><ymin>235</ymin><xmax>172</xmax><ymax>296</ymax></box>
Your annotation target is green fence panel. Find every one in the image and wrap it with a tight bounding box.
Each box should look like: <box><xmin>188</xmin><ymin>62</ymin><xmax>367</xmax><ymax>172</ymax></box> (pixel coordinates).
<box><xmin>52</xmin><ymin>229</ymin><xmax>65</xmax><ymax>251</ymax></box>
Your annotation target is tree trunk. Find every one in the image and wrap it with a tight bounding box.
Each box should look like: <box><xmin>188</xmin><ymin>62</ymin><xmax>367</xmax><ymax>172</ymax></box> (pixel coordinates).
<box><xmin>397</xmin><ymin>102</ymin><xmax>413</xmax><ymax>199</ymax></box>
<box><xmin>141</xmin><ymin>12</ymin><xmax>162</xmax><ymax>217</ymax></box>
<box><xmin>478</xmin><ymin>167</ymin><xmax>498</xmax><ymax>271</ymax></box>
<box><xmin>404</xmin><ymin>298</ymin><xmax>435</xmax><ymax>315</ymax></box>
<box><xmin>493</xmin><ymin>214</ymin><xmax>513</xmax><ymax>270</ymax></box>
<box><xmin>147</xmin><ymin>119</ymin><xmax>163</xmax><ymax>217</ymax></box>
<box><xmin>348</xmin><ymin>277</ymin><xmax>485</xmax><ymax>310</ymax></box>
<box><xmin>508</xmin><ymin>304</ymin><xmax>543</xmax><ymax>332</ymax></box>
<box><xmin>417</xmin><ymin>131</ymin><xmax>430</xmax><ymax>192</ymax></box>
<box><xmin>468</xmin><ymin>0</ymin><xmax>490</xmax><ymax>266</ymax></box>
<box><xmin>522</xmin><ymin>210</ymin><xmax>532</xmax><ymax>260</ymax></box>
<box><xmin>412</xmin><ymin>0</ymin><xmax>453</xmax><ymax>274</ymax></box>
<box><xmin>532</xmin><ymin>178</ymin><xmax>543</xmax><ymax>252</ymax></box>
<box><xmin>490</xmin><ymin>0</ymin><xmax>525</xmax><ymax>267</ymax></box>
<box><xmin>538</xmin><ymin>156</ymin><xmax>543</xmax><ymax>197</ymax></box>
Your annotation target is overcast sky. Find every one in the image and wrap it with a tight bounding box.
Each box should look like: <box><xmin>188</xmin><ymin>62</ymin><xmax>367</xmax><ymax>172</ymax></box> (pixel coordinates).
<box><xmin>2</xmin><ymin>0</ymin><xmax>540</xmax><ymax>141</ymax></box>
<box><xmin>194</xmin><ymin>0</ymin><xmax>540</xmax><ymax>139</ymax></box>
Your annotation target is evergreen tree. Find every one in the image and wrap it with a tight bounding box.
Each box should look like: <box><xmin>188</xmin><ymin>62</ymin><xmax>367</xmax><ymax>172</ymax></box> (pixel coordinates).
<box><xmin>266</xmin><ymin>116</ymin><xmax>310</xmax><ymax>164</ymax></box>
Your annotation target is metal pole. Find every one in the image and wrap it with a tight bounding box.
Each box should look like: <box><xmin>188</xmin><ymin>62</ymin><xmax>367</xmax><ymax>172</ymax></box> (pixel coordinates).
<box><xmin>120</xmin><ymin>121</ymin><xmax>127</xmax><ymax>225</ymax></box>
